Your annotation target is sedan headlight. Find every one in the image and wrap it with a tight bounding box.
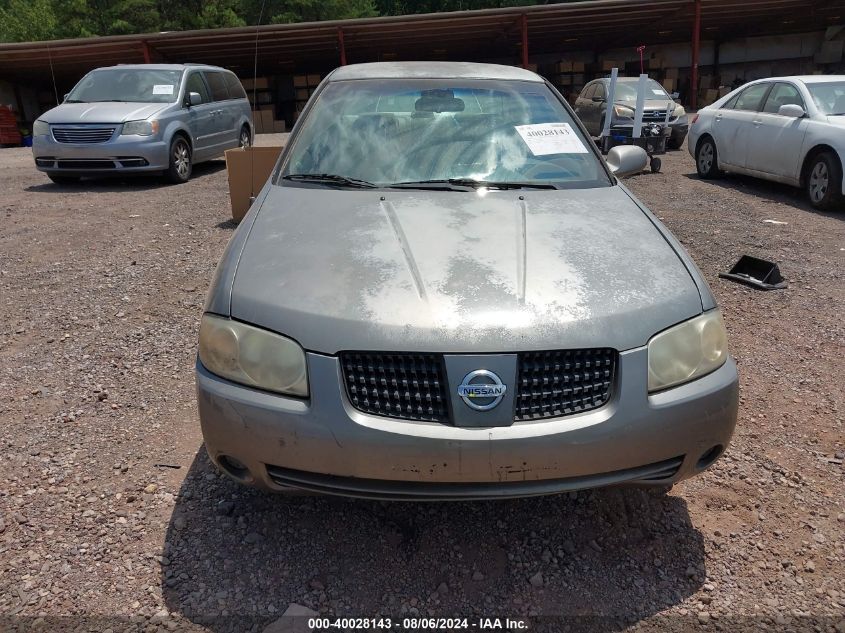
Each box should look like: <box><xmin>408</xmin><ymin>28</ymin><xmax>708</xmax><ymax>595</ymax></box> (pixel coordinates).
<box><xmin>121</xmin><ymin>120</ymin><xmax>158</xmax><ymax>136</ymax></box>
<box><xmin>613</xmin><ymin>104</ymin><xmax>635</xmax><ymax>118</ymax></box>
<box><xmin>198</xmin><ymin>314</ymin><xmax>308</xmax><ymax>397</ymax></box>
<box><xmin>33</xmin><ymin>120</ymin><xmax>49</xmax><ymax>136</ymax></box>
<box><xmin>647</xmin><ymin>309</ymin><xmax>728</xmax><ymax>393</ymax></box>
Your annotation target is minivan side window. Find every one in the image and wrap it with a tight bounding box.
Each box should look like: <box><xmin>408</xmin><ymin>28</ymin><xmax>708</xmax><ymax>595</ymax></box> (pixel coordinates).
<box><xmin>184</xmin><ymin>72</ymin><xmax>210</xmax><ymax>104</ymax></box>
<box><xmin>762</xmin><ymin>83</ymin><xmax>804</xmax><ymax>114</ymax></box>
<box><xmin>204</xmin><ymin>71</ymin><xmax>230</xmax><ymax>101</ymax></box>
<box><xmin>224</xmin><ymin>73</ymin><xmax>247</xmax><ymax>100</ymax></box>
<box><xmin>733</xmin><ymin>83</ymin><xmax>771</xmax><ymax>112</ymax></box>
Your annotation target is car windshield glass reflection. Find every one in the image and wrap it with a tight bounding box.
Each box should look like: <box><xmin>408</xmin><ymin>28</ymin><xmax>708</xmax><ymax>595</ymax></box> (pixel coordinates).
<box><xmin>614</xmin><ymin>80</ymin><xmax>670</xmax><ymax>101</ymax></box>
<box><xmin>66</xmin><ymin>69</ymin><xmax>184</xmax><ymax>104</ymax></box>
<box><xmin>281</xmin><ymin>79</ymin><xmax>610</xmax><ymax>189</ymax></box>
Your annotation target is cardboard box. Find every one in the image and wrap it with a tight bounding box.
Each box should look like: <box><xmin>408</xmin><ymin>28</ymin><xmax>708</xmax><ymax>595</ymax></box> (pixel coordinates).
<box><xmin>293</xmin><ymin>75</ymin><xmax>308</xmax><ymax>88</ymax></box>
<box><xmin>556</xmin><ymin>60</ymin><xmax>572</xmax><ymax>73</ymax></box>
<box><xmin>555</xmin><ymin>74</ymin><xmax>573</xmax><ymax>86</ymax></box>
<box><xmin>259</xmin><ymin>109</ymin><xmax>274</xmax><ymax>131</ymax></box>
<box><xmin>272</xmin><ymin>120</ymin><xmax>286</xmax><ymax>133</ymax></box>
<box><xmin>665</xmin><ymin>67</ymin><xmax>679</xmax><ymax>79</ymax></box>
<box><xmin>225</xmin><ymin>146</ymin><xmax>285</xmax><ymax>222</ymax></box>
<box><xmin>525</xmin><ymin>63</ymin><xmax>538</xmax><ymax>72</ymax></box>
<box><xmin>306</xmin><ymin>74</ymin><xmax>321</xmax><ymax>86</ymax></box>
<box><xmin>705</xmin><ymin>88</ymin><xmax>719</xmax><ymax>102</ymax></box>
<box><xmin>571</xmin><ymin>61</ymin><xmax>586</xmax><ymax>72</ymax></box>
<box><xmin>601</xmin><ymin>60</ymin><xmax>617</xmax><ymax>71</ymax></box>
<box><xmin>296</xmin><ymin>88</ymin><xmax>309</xmax><ymax>101</ymax></box>
<box><xmin>242</xmin><ymin>77</ymin><xmax>269</xmax><ymax>91</ymax></box>
<box><xmin>718</xmin><ymin>86</ymin><xmax>731</xmax><ymax>97</ymax></box>
<box><xmin>647</xmin><ymin>57</ymin><xmax>663</xmax><ymax>70</ymax></box>
<box><xmin>662</xmin><ymin>77</ymin><xmax>676</xmax><ymax>92</ymax></box>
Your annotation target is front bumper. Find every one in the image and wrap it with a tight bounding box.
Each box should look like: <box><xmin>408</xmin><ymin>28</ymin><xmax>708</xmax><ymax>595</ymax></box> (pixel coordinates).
<box><xmin>32</xmin><ymin>133</ymin><xmax>169</xmax><ymax>174</ymax></box>
<box><xmin>196</xmin><ymin>347</ymin><xmax>739</xmax><ymax>500</ymax></box>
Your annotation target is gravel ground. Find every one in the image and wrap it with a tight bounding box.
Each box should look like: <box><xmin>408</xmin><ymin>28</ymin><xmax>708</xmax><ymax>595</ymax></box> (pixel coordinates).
<box><xmin>1</xmin><ymin>138</ymin><xmax>843</xmax><ymax>633</ymax></box>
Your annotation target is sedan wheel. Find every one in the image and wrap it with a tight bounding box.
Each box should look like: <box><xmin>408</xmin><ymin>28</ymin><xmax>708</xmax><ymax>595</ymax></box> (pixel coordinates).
<box><xmin>166</xmin><ymin>137</ymin><xmax>192</xmax><ymax>184</ymax></box>
<box><xmin>696</xmin><ymin>138</ymin><xmax>719</xmax><ymax>179</ymax></box>
<box><xmin>806</xmin><ymin>151</ymin><xmax>843</xmax><ymax>211</ymax></box>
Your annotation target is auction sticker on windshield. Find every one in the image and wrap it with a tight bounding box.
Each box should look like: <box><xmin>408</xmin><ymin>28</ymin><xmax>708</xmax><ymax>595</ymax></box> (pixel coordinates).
<box><xmin>515</xmin><ymin>122</ymin><xmax>589</xmax><ymax>156</ymax></box>
<box><xmin>153</xmin><ymin>85</ymin><xmax>174</xmax><ymax>95</ymax></box>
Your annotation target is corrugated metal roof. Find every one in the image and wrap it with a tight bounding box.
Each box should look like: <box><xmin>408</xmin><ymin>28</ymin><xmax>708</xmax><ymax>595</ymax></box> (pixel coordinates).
<box><xmin>0</xmin><ymin>0</ymin><xmax>841</xmax><ymax>87</ymax></box>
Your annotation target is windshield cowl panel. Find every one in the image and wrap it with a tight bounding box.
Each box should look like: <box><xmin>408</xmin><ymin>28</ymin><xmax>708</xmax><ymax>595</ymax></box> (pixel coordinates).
<box><xmin>67</xmin><ymin>69</ymin><xmax>184</xmax><ymax>105</ymax></box>
<box><xmin>280</xmin><ymin>78</ymin><xmax>610</xmax><ymax>190</ymax></box>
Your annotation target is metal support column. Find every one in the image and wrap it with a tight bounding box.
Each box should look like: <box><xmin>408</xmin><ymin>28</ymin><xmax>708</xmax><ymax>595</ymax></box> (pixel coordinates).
<box><xmin>690</xmin><ymin>0</ymin><xmax>701</xmax><ymax>110</ymax></box>
<box><xmin>141</xmin><ymin>41</ymin><xmax>151</xmax><ymax>64</ymax></box>
<box><xmin>521</xmin><ymin>14</ymin><xmax>529</xmax><ymax>69</ymax></box>
<box><xmin>338</xmin><ymin>27</ymin><xmax>347</xmax><ymax>66</ymax></box>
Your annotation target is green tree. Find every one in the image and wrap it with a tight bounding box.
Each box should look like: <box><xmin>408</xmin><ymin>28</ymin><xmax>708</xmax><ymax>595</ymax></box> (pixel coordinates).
<box><xmin>0</xmin><ymin>0</ymin><xmax>58</xmax><ymax>42</ymax></box>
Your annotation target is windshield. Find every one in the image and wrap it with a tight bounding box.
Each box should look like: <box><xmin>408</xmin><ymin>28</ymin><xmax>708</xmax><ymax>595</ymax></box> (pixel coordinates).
<box><xmin>806</xmin><ymin>81</ymin><xmax>845</xmax><ymax>115</ymax></box>
<box><xmin>281</xmin><ymin>78</ymin><xmax>609</xmax><ymax>189</ymax></box>
<box><xmin>615</xmin><ymin>79</ymin><xmax>670</xmax><ymax>101</ymax></box>
<box><xmin>66</xmin><ymin>69</ymin><xmax>183</xmax><ymax>104</ymax></box>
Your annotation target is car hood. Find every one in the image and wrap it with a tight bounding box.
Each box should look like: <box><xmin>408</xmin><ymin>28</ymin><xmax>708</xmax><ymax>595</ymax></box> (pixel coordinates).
<box><xmin>616</xmin><ymin>99</ymin><xmax>676</xmax><ymax>110</ymax></box>
<box><xmin>230</xmin><ymin>185</ymin><xmax>703</xmax><ymax>354</ymax></box>
<box><xmin>38</xmin><ymin>102</ymin><xmax>170</xmax><ymax>124</ymax></box>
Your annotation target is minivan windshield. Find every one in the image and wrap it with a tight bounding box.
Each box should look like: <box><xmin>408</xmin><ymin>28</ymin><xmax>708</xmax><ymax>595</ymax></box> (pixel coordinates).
<box><xmin>615</xmin><ymin>79</ymin><xmax>671</xmax><ymax>101</ymax></box>
<box><xmin>66</xmin><ymin>69</ymin><xmax>184</xmax><ymax>104</ymax></box>
<box><xmin>282</xmin><ymin>78</ymin><xmax>609</xmax><ymax>189</ymax></box>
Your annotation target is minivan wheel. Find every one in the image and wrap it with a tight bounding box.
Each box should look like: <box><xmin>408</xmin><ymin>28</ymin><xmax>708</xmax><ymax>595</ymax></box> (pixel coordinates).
<box><xmin>47</xmin><ymin>174</ymin><xmax>80</xmax><ymax>185</ymax></box>
<box><xmin>806</xmin><ymin>151</ymin><xmax>843</xmax><ymax>210</ymax></box>
<box><xmin>239</xmin><ymin>126</ymin><xmax>251</xmax><ymax>148</ymax></box>
<box><xmin>166</xmin><ymin>136</ymin><xmax>192</xmax><ymax>183</ymax></box>
<box><xmin>695</xmin><ymin>137</ymin><xmax>720</xmax><ymax>179</ymax></box>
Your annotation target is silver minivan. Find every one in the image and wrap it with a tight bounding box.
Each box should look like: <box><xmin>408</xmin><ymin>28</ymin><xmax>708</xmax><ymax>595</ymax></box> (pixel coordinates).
<box><xmin>32</xmin><ymin>64</ymin><xmax>253</xmax><ymax>184</ymax></box>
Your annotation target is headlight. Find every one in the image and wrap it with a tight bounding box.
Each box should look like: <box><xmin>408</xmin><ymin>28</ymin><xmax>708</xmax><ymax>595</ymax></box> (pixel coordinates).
<box><xmin>647</xmin><ymin>309</ymin><xmax>728</xmax><ymax>393</ymax></box>
<box><xmin>613</xmin><ymin>104</ymin><xmax>635</xmax><ymax>118</ymax></box>
<box><xmin>198</xmin><ymin>314</ymin><xmax>308</xmax><ymax>397</ymax></box>
<box><xmin>121</xmin><ymin>120</ymin><xmax>158</xmax><ymax>136</ymax></box>
<box><xmin>673</xmin><ymin>104</ymin><xmax>686</xmax><ymax>117</ymax></box>
<box><xmin>33</xmin><ymin>120</ymin><xmax>49</xmax><ymax>136</ymax></box>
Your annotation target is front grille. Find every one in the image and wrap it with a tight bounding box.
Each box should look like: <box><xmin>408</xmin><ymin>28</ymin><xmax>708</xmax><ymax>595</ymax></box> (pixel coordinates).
<box><xmin>52</xmin><ymin>127</ymin><xmax>115</xmax><ymax>144</ymax></box>
<box><xmin>642</xmin><ymin>110</ymin><xmax>670</xmax><ymax>122</ymax></box>
<box><xmin>514</xmin><ymin>349</ymin><xmax>616</xmax><ymax>421</ymax></box>
<box><xmin>340</xmin><ymin>352</ymin><xmax>449</xmax><ymax>423</ymax></box>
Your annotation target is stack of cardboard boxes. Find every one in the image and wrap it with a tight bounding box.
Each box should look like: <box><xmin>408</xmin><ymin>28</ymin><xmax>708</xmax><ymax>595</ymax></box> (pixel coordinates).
<box><xmin>293</xmin><ymin>74</ymin><xmax>322</xmax><ymax>122</ymax></box>
<box><xmin>243</xmin><ymin>76</ymin><xmax>286</xmax><ymax>134</ymax></box>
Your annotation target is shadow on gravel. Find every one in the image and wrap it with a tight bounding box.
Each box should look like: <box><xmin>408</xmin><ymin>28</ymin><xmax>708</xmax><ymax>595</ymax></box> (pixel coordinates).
<box><xmin>24</xmin><ymin>160</ymin><xmax>226</xmax><ymax>193</ymax></box>
<box><xmin>682</xmin><ymin>172</ymin><xmax>844</xmax><ymax>221</ymax></box>
<box><xmin>162</xmin><ymin>449</ymin><xmax>705</xmax><ymax>632</ymax></box>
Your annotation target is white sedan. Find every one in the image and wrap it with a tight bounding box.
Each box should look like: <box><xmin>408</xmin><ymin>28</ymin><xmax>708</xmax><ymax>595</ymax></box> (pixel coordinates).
<box><xmin>688</xmin><ymin>75</ymin><xmax>845</xmax><ymax>210</ymax></box>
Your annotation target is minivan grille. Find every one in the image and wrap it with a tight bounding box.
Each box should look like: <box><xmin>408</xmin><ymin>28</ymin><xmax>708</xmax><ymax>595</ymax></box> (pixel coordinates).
<box><xmin>52</xmin><ymin>127</ymin><xmax>115</xmax><ymax>144</ymax></box>
<box><xmin>340</xmin><ymin>352</ymin><xmax>449</xmax><ymax>423</ymax></box>
<box><xmin>514</xmin><ymin>349</ymin><xmax>616</xmax><ymax>421</ymax></box>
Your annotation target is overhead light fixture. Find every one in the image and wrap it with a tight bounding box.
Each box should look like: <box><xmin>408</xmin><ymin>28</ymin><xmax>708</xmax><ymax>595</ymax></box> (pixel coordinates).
<box><xmin>564</xmin><ymin>38</ymin><xmax>578</xmax><ymax>42</ymax></box>
<box><xmin>433</xmin><ymin>48</ymin><xmax>447</xmax><ymax>54</ymax></box>
<box><xmin>782</xmin><ymin>19</ymin><xmax>795</xmax><ymax>24</ymax></box>
<box><xmin>658</xmin><ymin>30</ymin><xmax>672</xmax><ymax>35</ymax></box>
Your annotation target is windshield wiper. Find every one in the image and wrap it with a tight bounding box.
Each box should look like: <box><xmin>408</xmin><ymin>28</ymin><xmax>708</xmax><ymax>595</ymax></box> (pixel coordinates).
<box><xmin>390</xmin><ymin>178</ymin><xmax>558</xmax><ymax>190</ymax></box>
<box><xmin>64</xmin><ymin>99</ymin><xmax>87</xmax><ymax>103</ymax></box>
<box><xmin>282</xmin><ymin>173</ymin><xmax>377</xmax><ymax>189</ymax></box>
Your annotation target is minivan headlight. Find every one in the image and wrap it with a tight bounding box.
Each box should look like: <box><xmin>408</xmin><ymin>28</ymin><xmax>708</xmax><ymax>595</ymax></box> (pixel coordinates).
<box><xmin>121</xmin><ymin>120</ymin><xmax>158</xmax><ymax>136</ymax></box>
<box><xmin>33</xmin><ymin>120</ymin><xmax>49</xmax><ymax>136</ymax></box>
<box><xmin>198</xmin><ymin>314</ymin><xmax>308</xmax><ymax>397</ymax></box>
<box><xmin>647</xmin><ymin>309</ymin><xmax>728</xmax><ymax>393</ymax></box>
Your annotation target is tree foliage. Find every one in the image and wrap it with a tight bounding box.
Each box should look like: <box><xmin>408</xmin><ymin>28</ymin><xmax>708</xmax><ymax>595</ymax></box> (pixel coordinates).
<box><xmin>0</xmin><ymin>0</ymin><xmax>550</xmax><ymax>42</ymax></box>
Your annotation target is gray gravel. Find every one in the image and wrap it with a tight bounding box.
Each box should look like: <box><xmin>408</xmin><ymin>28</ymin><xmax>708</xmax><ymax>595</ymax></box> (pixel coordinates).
<box><xmin>0</xmin><ymin>140</ymin><xmax>843</xmax><ymax>632</ymax></box>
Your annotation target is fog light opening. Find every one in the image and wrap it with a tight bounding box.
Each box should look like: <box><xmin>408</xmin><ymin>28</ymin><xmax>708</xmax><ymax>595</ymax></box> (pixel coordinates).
<box><xmin>218</xmin><ymin>454</ymin><xmax>252</xmax><ymax>482</ymax></box>
<box><xmin>696</xmin><ymin>445</ymin><xmax>723</xmax><ymax>471</ymax></box>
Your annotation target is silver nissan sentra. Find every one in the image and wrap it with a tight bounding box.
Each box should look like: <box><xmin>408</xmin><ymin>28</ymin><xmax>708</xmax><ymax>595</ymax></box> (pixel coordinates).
<box><xmin>196</xmin><ymin>62</ymin><xmax>738</xmax><ymax>500</ymax></box>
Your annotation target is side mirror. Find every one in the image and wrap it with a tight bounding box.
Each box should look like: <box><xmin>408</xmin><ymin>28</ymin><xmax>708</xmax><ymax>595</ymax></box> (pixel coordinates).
<box><xmin>591</xmin><ymin>96</ymin><xmax>605</xmax><ymax>103</ymax></box>
<box><xmin>63</xmin><ymin>93</ymin><xmax>69</xmax><ymax>102</ymax></box>
<box><xmin>188</xmin><ymin>92</ymin><xmax>202</xmax><ymax>106</ymax></box>
<box><xmin>607</xmin><ymin>145</ymin><xmax>648</xmax><ymax>178</ymax></box>
<box><xmin>778</xmin><ymin>104</ymin><xmax>805</xmax><ymax>118</ymax></box>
